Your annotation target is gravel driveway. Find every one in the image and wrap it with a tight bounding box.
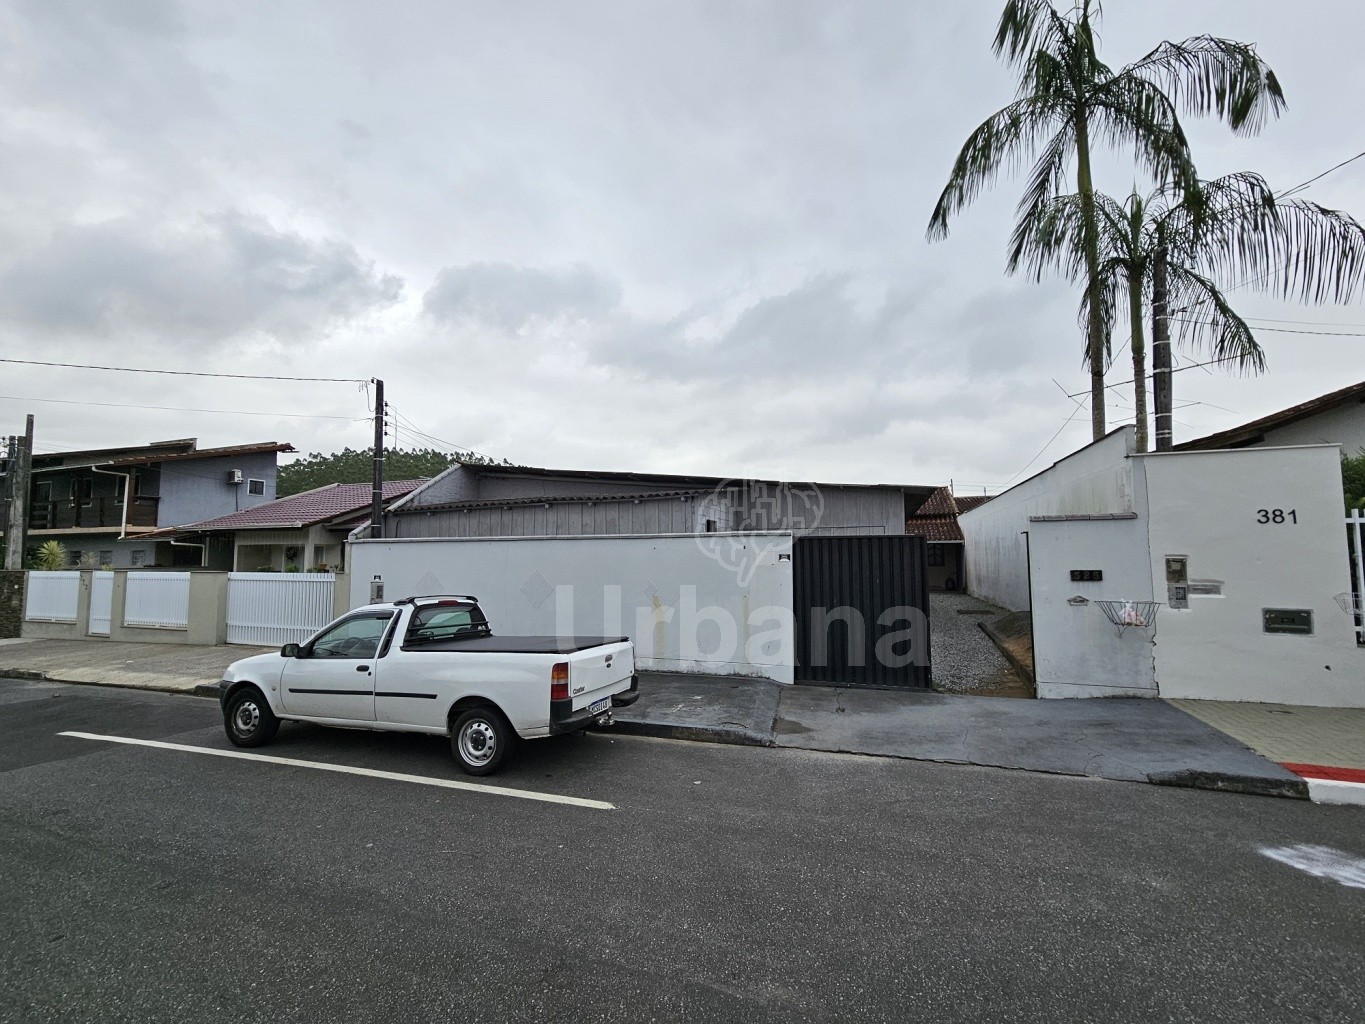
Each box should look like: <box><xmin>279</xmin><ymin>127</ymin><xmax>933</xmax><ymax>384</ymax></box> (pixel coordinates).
<box><xmin>929</xmin><ymin>591</ymin><xmax>1029</xmax><ymax>696</ymax></box>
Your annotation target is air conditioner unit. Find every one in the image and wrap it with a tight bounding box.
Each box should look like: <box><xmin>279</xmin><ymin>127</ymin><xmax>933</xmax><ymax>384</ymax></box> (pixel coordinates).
<box><xmin>227</xmin><ymin>469</ymin><xmax>243</xmax><ymax>484</ymax></box>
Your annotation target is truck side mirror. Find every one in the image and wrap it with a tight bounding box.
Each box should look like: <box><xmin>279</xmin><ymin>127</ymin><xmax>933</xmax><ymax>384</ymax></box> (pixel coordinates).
<box><xmin>281</xmin><ymin>643</ymin><xmax>301</xmax><ymax>658</ymax></box>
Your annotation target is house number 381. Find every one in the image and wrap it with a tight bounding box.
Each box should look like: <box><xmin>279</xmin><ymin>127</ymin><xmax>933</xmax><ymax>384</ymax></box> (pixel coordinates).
<box><xmin>1256</xmin><ymin>508</ymin><xmax>1297</xmax><ymax>524</ymax></box>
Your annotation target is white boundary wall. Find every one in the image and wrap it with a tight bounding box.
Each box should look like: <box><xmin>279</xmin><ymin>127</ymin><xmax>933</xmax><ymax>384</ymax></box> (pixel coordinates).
<box><xmin>1028</xmin><ymin>515</ymin><xmax>1158</xmax><ymax>699</ymax></box>
<box><xmin>1141</xmin><ymin>446</ymin><xmax>1361</xmax><ymax>706</ymax></box>
<box><xmin>961</xmin><ymin>428</ymin><xmax>1364</xmax><ymax>706</ymax></box>
<box><xmin>347</xmin><ymin>533</ymin><xmax>795</xmax><ymax>682</ymax></box>
<box><xmin>959</xmin><ymin>429</ymin><xmax>1139</xmax><ymax>612</ymax></box>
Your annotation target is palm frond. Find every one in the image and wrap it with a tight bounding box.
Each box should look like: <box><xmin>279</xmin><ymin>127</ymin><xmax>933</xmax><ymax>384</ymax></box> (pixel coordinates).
<box><xmin>993</xmin><ymin>0</ymin><xmax>1077</xmax><ymax>70</ymax></box>
<box><xmin>1166</xmin><ymin>172</ymin><xmax>1365</xmax><ymax>305</ymax></box>
<box><xmin>1125</xmin><ymin>36</ymin><xmax>1285</xmax><ymax>134</ymax></box>
<box><xmin>927</xmin><ymin>97</ymin><xmax>1064</xmax><ymax>240</ymax></box>
<box><xmin>1089</xmin><ymin>74</ymin><xmax>1197</xmax><ymax>197</ymax></box>
<box><xmin>1167</xmin><ymin>265</ymin><xmax>1267</xmax><ymax>373</ymax></box>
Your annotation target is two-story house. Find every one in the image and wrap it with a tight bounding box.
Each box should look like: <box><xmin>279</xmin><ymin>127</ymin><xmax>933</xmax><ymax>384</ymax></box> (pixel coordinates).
<box><xmin>21</xmin><ymin>438</ymin><xmax>295</xmax><ymax>567</ymax></box>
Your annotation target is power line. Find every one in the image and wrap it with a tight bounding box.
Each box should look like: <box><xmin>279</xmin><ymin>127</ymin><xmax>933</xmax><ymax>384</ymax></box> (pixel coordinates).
<box><xmin>1065</xmin><ymin>355</ymin><xmax>1244</xmax><ymax>398</ymax></box>
<box><xmin>0</xmin><ymin>393</ymin><xmax>365</xmax><ymax>420</ymax></box>
<box><xmin>998</xmin><ymin>401</ymin><xmax>1088</xmax><ymax>488</ymax></box>
<box><xmin>1276</xmin><ymin>149</ymin><xmax>1365</xmax><ymax>200</ymax></box>
<box><xmin>1242</xmin><ymin>314</ymin><xmax>1365</xmax><ymax>329</ymax></box>
<box><xmin>0</xmin><ymin>356</ymin><xmax>367</xmax><ymax>383</ymax></box>
<box><xmin>1169</xmin><ymin>317</ymin><xmax>1365</xmax><ymax>338</ymax></box>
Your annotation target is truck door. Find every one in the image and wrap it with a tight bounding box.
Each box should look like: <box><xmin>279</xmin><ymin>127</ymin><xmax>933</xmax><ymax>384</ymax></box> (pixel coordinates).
<box><xmin>279</xmin><ymin>611</ymin><xmax>392</xmax><ymax>721</ymax></box>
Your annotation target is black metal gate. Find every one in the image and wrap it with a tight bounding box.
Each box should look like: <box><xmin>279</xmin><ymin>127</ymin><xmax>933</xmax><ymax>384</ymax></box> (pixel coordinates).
<box><xmin>792</xmin><ymin>535</ymin><xmax>931</xmax><ymax>688</ymax></box>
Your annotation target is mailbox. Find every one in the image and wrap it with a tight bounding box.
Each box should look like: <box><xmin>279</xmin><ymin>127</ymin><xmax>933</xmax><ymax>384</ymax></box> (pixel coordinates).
<box><xmin>1165</xmin><ymin>556</ymin><xmax>1189</xmax><ymax>610</ymax></box>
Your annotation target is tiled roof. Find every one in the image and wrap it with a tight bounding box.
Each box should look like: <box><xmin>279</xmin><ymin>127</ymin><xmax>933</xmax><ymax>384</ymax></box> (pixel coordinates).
<box><xmin>955</xmin><ymin>494</ymin><xmax>993</xmax><ymax>512</ymax></box>
<box><xmin>904</xmin><ymin>485</ymin><xmax>991</xmax><ymax>542</ymax></box>
<box><xmin>1176</xmin><ymin>379</ymin><xmax>1365</xmax><ymax>450</ymax></box>
<box><xmin>105</xmin><ymin>441</ymin><xmax>295</xmax><ymax>466</ymax></box>
<box><xmin>904</xmin><ymin>515</ymin><xmax>964</xmax><ymax>543</ymax></box>
<box><xmin>163</xmin><ymin>480</ymin><xmax>427</xmax><ymax>533</ymax></box>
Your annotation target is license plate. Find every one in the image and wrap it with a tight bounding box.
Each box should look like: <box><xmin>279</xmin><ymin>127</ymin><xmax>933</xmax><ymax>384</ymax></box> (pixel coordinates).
<box><xmin>587</xmin><ymin>697</ymin><xmax>610</xmax><ymax>715</ymax></box>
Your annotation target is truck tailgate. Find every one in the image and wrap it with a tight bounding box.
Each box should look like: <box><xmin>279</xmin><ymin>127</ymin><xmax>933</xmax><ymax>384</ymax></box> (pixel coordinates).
<box><xmin>568</xmin><ymin>641</ymin><xmax>634</xmax><ymax>711</ymax></box>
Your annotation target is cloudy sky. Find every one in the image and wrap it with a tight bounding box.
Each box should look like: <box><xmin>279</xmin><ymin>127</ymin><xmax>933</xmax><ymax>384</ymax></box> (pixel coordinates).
<box><xmin>1</xmin><ymin>0</ymin><xmax>1361</xmax><ymax>492</ymax></box>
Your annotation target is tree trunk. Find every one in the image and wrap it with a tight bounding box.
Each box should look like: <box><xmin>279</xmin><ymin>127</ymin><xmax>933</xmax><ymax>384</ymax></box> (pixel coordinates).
<box><xmin>1074</xmin><ymin>113</ymin><xmax>1107</xmax><ymax>441</ymax></box>
<box><xmin>1152</xmin><ymin>247</ymin><xmax>1172</xmax><ymax>451</ymax></box>
<box><xmin>1129</xmin><ymin>274</ymin><xmax>1149</xmax><ymax>453</ymax></box>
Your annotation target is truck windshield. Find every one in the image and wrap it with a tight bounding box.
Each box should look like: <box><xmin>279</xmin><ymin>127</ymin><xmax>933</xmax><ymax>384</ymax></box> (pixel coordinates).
<box><xmin>405</xmin><ymin>603</ymin><xmax>491</xmax><ymax>645</ymax></box>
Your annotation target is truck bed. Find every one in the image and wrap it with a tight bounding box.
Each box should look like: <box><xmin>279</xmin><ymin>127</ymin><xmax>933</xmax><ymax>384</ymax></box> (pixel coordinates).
<box><xmin>401</xmin><ymin>635</ymin><xmax>629</xmax><ymax>654</ymax></box>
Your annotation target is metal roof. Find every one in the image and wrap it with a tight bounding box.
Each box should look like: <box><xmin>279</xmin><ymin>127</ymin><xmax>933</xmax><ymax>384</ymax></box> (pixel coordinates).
<box><xmin>155</xmin><ymin>479</ymin><xmax>427</xmax><ymax>534</ymax></box>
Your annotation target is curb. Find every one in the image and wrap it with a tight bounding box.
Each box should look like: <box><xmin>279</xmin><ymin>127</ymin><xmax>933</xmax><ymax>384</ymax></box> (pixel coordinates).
<box><xmin>604</xmin><ymin>718</ymin><xmax>773</xmax><ymax>748</ymax></box>
<box><xmin>1143</xmin><ymin>769</ymin><xmax>1308</xmax><ymax>800</ymax></box>
<box><xmin>0</xmin><ymin>669</ymin><xmax>218</xmax><ymax>699</ymax></box>
<box><xmin>976</xmin><ymin>620</ymin><xmax>1035</xmax><ymax>688</ymax></box>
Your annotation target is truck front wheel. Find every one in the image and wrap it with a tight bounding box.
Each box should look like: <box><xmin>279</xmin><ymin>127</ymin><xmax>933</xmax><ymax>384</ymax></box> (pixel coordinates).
<box><xmin>224</xmin><ymin>686</ymin><xmax>280</xmax><ymax>748</ymax></box>
<box><xmin>451</xmin><ymin>706</ymin><xmax>514</xmax><ymax>776</ymax></box>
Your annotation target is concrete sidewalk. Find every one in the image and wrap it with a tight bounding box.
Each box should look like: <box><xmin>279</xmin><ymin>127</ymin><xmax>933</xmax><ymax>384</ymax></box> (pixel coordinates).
<box><xmin>613</xmin><ymin>674</ymin><xmax>1309</xmax><ymax>799</ymax></box>
<box><xmin>1171</xmin><ymin>699</ymin><xmax>1365</xmax><ymax>806</ymax></box>
<box><xmin>0</xmin><ymin>638</ymin><xmax>269</xmax><ymax>693</ymax></box>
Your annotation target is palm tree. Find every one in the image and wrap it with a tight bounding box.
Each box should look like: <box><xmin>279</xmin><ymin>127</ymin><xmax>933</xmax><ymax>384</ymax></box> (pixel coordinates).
<box><xmin>1009</xmin><ymin>172</ymin><xmax>1365</xmax><ymax>450</ymax></box>
<box><xmin>928</xmin><ymin>0</ymin><xmax>1285</xmax><ymax>441</ymax></box>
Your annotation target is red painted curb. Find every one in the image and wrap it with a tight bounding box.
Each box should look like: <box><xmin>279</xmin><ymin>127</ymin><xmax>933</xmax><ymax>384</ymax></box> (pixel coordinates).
<box><xmin>1280</xmin><ymin>762</ymin><xmax>1365</xmax><ymax>784</ymax></box>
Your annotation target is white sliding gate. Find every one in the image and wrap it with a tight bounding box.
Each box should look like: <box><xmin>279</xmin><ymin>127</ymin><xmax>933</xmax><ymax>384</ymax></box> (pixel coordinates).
<box><xmin>227</xmin><ymin>572</ymin><xmax>335</xmax><ymax>646</ymax></box>
<box><xmin>24</xmin><ymin>571</ymin><xmax>80</xmax><ymax>623</ymax></box>
<box><xmin>89</xmin><ymin>571</ymin><xmax>114</xmax><ymax>636</ymax></box>
<box><xmin>124</xmin><ymin>571</ymin><xmax>191</xmax><ymax>629</ymax></box>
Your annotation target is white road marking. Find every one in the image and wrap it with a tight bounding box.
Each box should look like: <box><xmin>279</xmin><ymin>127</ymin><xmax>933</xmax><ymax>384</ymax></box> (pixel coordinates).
<box><xmin>57</xmin><ymin>732</ymin><xmax>615</xmax><ymax>811</ymax></box>
<box><xmin>1260</xmin><ymin>844</ymin><xmax>1365</xmax><ymax>890</ymax></box>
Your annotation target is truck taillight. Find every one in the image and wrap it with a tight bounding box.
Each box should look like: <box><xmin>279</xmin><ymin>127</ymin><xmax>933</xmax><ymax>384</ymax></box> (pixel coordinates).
<box><xmin>550</xmin><ymin>661</ymin><xmax>569</xmax><ymax>701</ymax></box>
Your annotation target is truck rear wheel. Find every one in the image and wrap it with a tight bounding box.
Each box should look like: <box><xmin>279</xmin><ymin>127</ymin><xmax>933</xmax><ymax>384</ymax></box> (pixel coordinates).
<box><xmin>224</xmin><ymin>686</ymin><xmax>280</xmax><ymax>748</ymax></box>
<box><xmin>451</xmin><ymin>706</ymin><xmax>514</xmax><ymax>776</ymax></box>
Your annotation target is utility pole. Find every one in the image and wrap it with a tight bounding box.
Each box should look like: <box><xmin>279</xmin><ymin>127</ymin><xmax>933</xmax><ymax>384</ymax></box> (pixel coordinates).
<box><xmin>370</xmin><ymin>379</ymin><xmax>385</xmax><ymax>539</ymax></box>
<box><xmin>3</xmin><ymin>415</ymin><xmax>34</xmax><ymax>570</ymax></box>
<box><xmin>1151</xmin><ymin>247</ymin><xmax>1173</xmax><ymax>452</ymax></box>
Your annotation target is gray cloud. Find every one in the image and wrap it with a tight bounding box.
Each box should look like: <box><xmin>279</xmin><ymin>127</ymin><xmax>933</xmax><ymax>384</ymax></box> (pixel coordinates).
<box><xmin>0</xmin><ymin>211</ymin><xmax>403</xmax><ymax>341</ymax></box>
<box><xmin>0</xmin><ymin>0</ymin><xmax>1359</xmax><ymax>491</ymax></box>
<box><xmin>423</xmin><ymin>263</ymin><xmax>622</xmax><ymax>331</ymax></box>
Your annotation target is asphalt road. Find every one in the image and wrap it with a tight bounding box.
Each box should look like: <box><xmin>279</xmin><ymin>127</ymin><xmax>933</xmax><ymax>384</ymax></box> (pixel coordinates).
<box><xmin>1</xmin><ymin>678</ymin><xmax>1362</xmax><ymax>1024</ymax></box>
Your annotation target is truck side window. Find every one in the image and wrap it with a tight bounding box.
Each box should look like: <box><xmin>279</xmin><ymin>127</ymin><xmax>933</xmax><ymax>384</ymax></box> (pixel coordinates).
<box><xmin>311</xmin><ymin>614</ymin><xmax>393</xmax><ymax>659</ymax></box>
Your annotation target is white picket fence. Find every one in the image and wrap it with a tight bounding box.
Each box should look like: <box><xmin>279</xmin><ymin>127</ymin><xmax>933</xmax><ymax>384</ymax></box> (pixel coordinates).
<box><xmin>227</xmin><ymin>572</ymin><xmax>336</xmax><ymax>646</ymax></box>
<box><xmin>24</xmin><ymin>571</ymin><xmax>80</xmax><ymax>623</ymax></box>
<box><xmin>124</xmin><ymin>571</ymin><xmax>191</xmax><ymax>629</ymax></box>
<box><xmin>88</xmin><ymin>571</ymin><xmax>114</xmax><ymax>636</ymax></box>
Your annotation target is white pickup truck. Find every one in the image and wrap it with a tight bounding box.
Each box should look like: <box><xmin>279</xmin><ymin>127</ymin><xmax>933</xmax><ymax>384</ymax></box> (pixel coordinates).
<box><xmin>217</xmin><ymin>595</ymin><xmax>639</xmax><ymax>775</ymax></box>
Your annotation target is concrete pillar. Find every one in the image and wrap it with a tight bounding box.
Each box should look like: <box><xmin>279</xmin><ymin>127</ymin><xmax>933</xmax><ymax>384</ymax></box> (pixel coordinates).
<box><xmin>76</xmin><ymin>569</ymin><xmax>93</xmax><ymax>637</ymax></box>
<box><xmin>187</xmin><ymin>572</ymin><xmax>229</xmax><ymax>645</ymax></box>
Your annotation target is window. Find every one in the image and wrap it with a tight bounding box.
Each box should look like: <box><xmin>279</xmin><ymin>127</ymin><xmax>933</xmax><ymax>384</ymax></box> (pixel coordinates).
<box><xmin>68</xmin><ymin>549</ymin><xmax>83</xmax><ymax>566</ymax></box>
<box><xmin>98</xmin><ymin>550</ymin><xmax>113</xmax><ymax>566</ymax></box>
<box><xmin>247</xmin><ymin>478</ymin><xmax>265</xmax><ymax>496</ymax></box>
<box><xmin>130</xmin><ymin>550</ymin><xmax>146</xmax><ymax>567</ymax></box>
<box><xmin>310</xmin><ymin>614</ymin><xmax>394</xmax><ymax>658</ymax></box>
<box><xmin>406</xmin><ymin>603</ymin><xmax>490</xmax><ymax>645</ymax></box>
<box><xmin>133</xmin><ymin>466</ymin><xmax>160</xmax><ymax>497</ymax></box>
<box><xmin>705</xmin><ymin>519</ymin><xmax>718</xmax><ymax>533</ymax></box>
<box><xmin>927</xmin><ymin>545</ymin><xmax>946</xmax><ymax>567</ymax></box>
